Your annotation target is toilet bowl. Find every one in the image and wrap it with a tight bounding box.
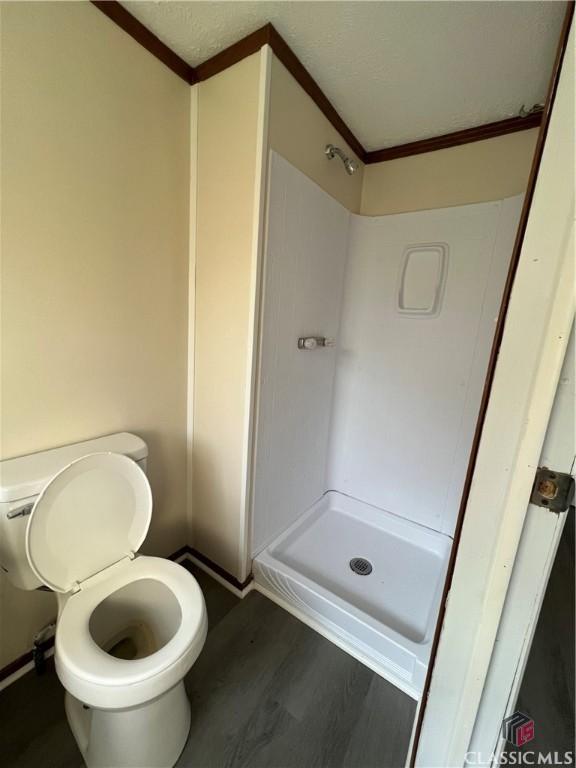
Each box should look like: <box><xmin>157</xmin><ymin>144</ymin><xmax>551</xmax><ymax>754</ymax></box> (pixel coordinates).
<box><xmin>24</xmin><ymin>451</ymin><xmax>208</xmax><ymax>768</ymax></box>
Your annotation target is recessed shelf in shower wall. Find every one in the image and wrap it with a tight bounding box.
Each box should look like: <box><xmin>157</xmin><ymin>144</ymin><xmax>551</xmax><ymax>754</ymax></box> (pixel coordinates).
<box><xmin>397</xmin><ymin>243</ymin><xmax>448</xmax><ymax>317</ymax></box>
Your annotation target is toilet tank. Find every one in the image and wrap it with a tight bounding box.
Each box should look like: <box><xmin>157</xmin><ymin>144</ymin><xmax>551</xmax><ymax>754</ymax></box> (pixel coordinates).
<box><xmin>0</xmin><ymin>433</ymin><xmax>148</xmax><ymax>590</ymax></box>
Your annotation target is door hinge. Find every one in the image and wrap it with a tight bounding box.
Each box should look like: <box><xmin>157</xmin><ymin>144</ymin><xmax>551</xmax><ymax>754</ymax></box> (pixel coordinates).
<box><xmin>530</xmin><ymin>467</ymin><xmax>575</xmax><ymax>513</ymax></box>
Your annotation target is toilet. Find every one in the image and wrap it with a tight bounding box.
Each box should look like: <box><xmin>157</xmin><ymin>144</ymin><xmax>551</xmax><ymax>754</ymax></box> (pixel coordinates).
<box><xmin>0</xmin><ymin>433</ymin><xmax>208</xmax><ymax>768</ymax></box>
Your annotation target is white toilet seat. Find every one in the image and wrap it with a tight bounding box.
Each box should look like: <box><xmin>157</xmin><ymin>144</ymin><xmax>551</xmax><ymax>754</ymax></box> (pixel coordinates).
<box><xmin>24</xmin><ymin>451</ymin><xmax>208</xmax><ymax>713</ymax></box>
<box><xmin>26</xmin><ymin>452</ymin><xmax>153</xmax><ymax>594</ymax></box>
<box><xmin>56</xmin><ymin>555</ymin><xmax>207</xmax><ymax>709</ymax></box>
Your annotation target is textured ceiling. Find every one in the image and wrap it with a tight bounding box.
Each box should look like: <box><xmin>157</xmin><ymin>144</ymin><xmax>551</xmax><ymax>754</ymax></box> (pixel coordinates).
<box><xmin>122</xmin><ymin>1</ymin><xmax>565</xmax><ymax>151</ymax></box>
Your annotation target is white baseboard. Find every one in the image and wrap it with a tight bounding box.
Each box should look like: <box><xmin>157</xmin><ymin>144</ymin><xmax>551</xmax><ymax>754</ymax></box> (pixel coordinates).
<box><xmin>0</xmin><ymin>645</ymin><xmax>55</xmax><ymax>693</ymax></box>
<box><xmin>179</xmin><ymin>552</ymin><xmax>254</xmax><ymax>599</ymax></box>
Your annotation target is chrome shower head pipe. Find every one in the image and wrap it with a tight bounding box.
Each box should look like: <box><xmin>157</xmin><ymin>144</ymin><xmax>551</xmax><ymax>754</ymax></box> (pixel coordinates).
<box><xmin>325</xmin><ymin>144</ymin><xmax>358</xmax><ymax>176</ymax></box>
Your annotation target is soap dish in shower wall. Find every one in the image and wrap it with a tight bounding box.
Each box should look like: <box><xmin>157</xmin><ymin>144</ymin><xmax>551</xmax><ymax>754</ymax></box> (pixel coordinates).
<box><xmin>397</xmin><ymin>243</ymin><xmax>448</xmax><ymax>318</ymax></box>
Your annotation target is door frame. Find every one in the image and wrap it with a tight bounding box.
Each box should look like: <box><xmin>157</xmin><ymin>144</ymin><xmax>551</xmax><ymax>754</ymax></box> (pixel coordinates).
<box><xmin>468</xmin><ymin>324</ymin><xmax>574</xmax><ymax>763</ymax></box>
<box><xmin>412</xmin><ymin>6</ymin><xmax>575</xmax><ymax>766</ymax></box>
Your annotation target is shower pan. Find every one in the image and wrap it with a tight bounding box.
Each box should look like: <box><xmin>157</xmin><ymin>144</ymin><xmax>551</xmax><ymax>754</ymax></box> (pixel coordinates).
<box><xmin>251</xmin><ymin>152</ymin><xmax>523</xmax><ymax>699</ymax></box>
<box><xmin>255</xmin><ymin>493</ymin><xmax>451</xmax><ymax>697</ymax></box>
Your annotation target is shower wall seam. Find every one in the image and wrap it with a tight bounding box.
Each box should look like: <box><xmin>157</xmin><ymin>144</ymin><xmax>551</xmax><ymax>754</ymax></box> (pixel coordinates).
<box><xmin>239</xmin><ymin>46</ymin><xmax>273</xmax><ymax>582</ymax></box>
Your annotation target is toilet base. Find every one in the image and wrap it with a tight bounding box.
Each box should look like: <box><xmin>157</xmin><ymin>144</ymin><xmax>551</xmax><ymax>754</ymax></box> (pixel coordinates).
<box><xmin>65</xmin><ymin>682</ymin><xmax>191</xmax><ymax>768</ymax></box>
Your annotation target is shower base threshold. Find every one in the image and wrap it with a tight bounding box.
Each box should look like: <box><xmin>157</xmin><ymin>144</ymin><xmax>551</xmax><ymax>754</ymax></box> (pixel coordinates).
<box><xmin>253</xmin><ymin>491</ymin><xmax>452</xmax><ymax>699</ymax></box>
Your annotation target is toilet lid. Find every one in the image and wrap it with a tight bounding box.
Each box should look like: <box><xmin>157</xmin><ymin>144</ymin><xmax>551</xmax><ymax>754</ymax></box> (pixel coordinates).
<box><xmin>26</xmin><ymin>452</ymin><xmax>152</xmax><ymax>593</ymax></box>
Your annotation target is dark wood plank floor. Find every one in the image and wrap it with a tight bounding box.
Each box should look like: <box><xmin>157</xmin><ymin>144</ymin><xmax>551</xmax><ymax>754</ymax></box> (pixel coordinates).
<box><xmin>0</xmin><ymin>563</ymin><xmax>416</xmax><ymax>768</ymax></box>
<box><xmin>180</xmin><ymin>590</ymin><xmax>415</xmax><ymax>768</ymax></box>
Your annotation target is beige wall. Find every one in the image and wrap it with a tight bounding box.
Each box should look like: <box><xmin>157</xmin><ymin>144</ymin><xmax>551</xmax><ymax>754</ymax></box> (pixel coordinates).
<box><xmin>192</xmin><ymin>53</ymin><xmax>262</xmax><ymax>577</ymax></box>
<box><xmin>191</xmin><ymin>49</ymin><xmax>371</xmax><ymax>580</ymax></box>
<box><xmin>0</xmin><ymin>4</ymin><xmax>538</xmax><ymax>672</ymax></box>
<box><xmin>266</xmin><ymin>55</ymin><xmax>536</xmax><ymax>219</ymax></box>
<box><xmin>269</xmin><ymin>54</ymin><xmax>364</xmax><ymax>213</ymax></box>
<box><xmin>361</xmin><ymin>129</ymin><xmax>538</xmax><ymax>216</ymax></box>
<box><xmin>0</xmin><ymin>2</ymin><xmax>190</xmax><ymax>667</ymax></box>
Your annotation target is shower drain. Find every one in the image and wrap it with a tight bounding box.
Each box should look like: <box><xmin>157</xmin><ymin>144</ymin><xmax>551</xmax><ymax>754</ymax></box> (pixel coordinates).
<box><xmin>349</xmin><ymin>557</ymin><xmax>373</xmax><ymax>575</ymax></box>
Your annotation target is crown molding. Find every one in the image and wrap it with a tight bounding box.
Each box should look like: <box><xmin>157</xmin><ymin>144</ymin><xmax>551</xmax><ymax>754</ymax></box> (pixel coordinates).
<box><xmin>194</xmin><ymin>24</ymin><xmax>269</xmax><ymax>82</ymax></box>
<box><xmin>91</xmin><ymin>1</ymin><xmax>555</xmax><ymax>165</ymax></box>
<box><xmin>264</xmin><ymin>24</ymin><xmax>366</xmax><ymax>160</ymax></box>
<box><xmin>363</xmin><ymin>113</ymin><xmax>542</xmax><ymax>164</ymax></box>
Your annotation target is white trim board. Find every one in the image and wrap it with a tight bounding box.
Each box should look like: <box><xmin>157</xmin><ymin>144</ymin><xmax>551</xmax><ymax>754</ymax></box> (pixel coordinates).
<box><xmin>416</xmin><ymin>22</ymin><xmax>574</xmax><ymax>768</ymax></box>
<box><xmin>181</xmin><ymin>552</ymin><xmax>254</xmax><ymax>600</ymax></box>
<box><xmin>186</xmin><ymin>84</ymin><xmax>199</xmax><ymax>542</ymax></box>
<box><xmin>238</xmin><ymin>45</ymin><xmax>272</xmax><ymax>582</ymax></box>
<box><xmin>468</xmin><ymin>320</ymin><xmax>574</xmax><ymax>765</ymax></box>
<box><xmin>0</xmin><ymin>646</ymin><xmax>55</xmax><ymax>693</ymax></box>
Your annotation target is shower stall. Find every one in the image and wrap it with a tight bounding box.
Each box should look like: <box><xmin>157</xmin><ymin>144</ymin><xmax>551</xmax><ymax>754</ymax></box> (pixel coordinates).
<box><xmin>251</xmin><ymin>152</ymin><xmax>522</xmax><ymax>699</ymax></box>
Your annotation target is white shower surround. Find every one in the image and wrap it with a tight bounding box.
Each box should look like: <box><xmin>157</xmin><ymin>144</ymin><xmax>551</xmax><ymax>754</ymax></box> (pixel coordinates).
<box><xmin>328</xmin><ymin>195</ymin><xmax>523</xmax><ymax>535</ymax></box>
<box><xmin>251</xmin><ymin>153</ymin><xmax>349</xmax><ymax>554</ymax></box>
<box><xmin>252</xmin><ymin>151</ymin><xmax>522</xmax><ymax>696</ymax></box>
